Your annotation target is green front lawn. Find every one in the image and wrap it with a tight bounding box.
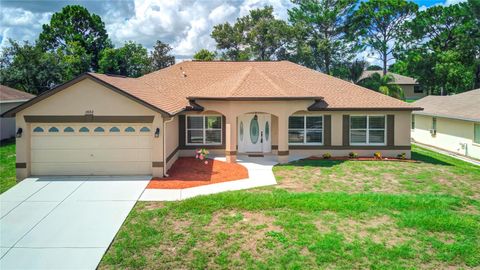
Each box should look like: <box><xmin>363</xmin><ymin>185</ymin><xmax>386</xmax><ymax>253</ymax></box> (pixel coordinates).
<box><xmin>100</xmin><ymin>146</ymin><xmax>480</xmax><ymax>269</ymax></box>
<box><xmin>0</xmin><ymin>139</ymin><xmax>16</xmax><ymax>194</ymax></box>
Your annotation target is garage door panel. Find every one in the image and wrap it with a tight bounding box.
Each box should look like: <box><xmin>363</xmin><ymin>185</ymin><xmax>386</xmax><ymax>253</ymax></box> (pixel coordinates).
<box><xmin>31</xmin><ymin>162</ymin><xmax>152</xmax><ymax>175</ymax></box>
<box><xmin>31</xmin><ymin>149</ymin><xmax>152</xmax><ymax>163</ymax></box>
<box><xmin>31</xmin><ymin>136</ymin><xmax>151</xmax><ymax>150</ymax></box>
<box><xmin>31</xmin><ymin>124</ymin><xmax>153</xmax><ymax>176</ymax></box>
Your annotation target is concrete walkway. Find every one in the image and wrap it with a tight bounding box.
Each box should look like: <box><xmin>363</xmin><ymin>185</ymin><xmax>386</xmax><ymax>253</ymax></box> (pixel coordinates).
<box><xmin>139</xmin><ymin>155</ymin><xmax>280</xmax><ymax>201</ymax></box>
<box><xmin>0</xmin><ymin>176</ymin><xmax>150</xmax><ymax>270</ymax></box>
<box><xmin>414</xmin><ymin>142</ymin><xmax>480</xmax><ymax>166</ymax></box>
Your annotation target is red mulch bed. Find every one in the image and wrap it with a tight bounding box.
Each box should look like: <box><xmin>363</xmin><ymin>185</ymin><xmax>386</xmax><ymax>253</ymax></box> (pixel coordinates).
<box><xmin>305</xmin><ymin>156</ymin><xmax>418</xmax><ymax>162</ymax></box>
<box><xmin>147</xmin><ymin>157</ymin><xmax>249</xmax><ymax>189</ymax></box>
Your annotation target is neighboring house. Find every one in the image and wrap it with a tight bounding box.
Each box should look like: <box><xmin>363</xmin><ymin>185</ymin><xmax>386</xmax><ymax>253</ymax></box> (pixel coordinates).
<box><xmin>0</xmin><ymin>85</ymin><xmax>35</xmax><ymax>141</ymax></box>
<box><xmin>411</xmin><ymin>89</ymin><xmax>480</xmax><ymax>160</ymax></box>
<box><xmin>360</xmin><ymin>70</ymin><xmax>426</xmax><ymax>100</ymax></box>
<box><xmin>2</xmin><ymin>61</ymin><xmax>421</xmax><ymax>180</ymax></box>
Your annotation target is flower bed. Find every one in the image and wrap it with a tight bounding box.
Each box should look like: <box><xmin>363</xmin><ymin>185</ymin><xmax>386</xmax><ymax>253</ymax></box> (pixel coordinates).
<box><xmin>147</xmin><ymin>157</ymin><xmax>249</xmax><ymax>189</ymax></box>
<box><xmin>305</xmin><ymin>156</ymin><xmax>419</xmax><ymax>162</ymax></box>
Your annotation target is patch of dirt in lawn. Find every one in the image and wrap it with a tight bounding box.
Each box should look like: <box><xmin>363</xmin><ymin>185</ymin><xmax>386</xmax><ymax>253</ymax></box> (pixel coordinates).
<box><xmin>315</xmin><ymin>215</ymin><xmax>418</xmax><ymax>247</ymax></box>
<box><xmin>274</xmin><ymin>168</ymin><xmax>314</xmax><ymax>192</ymax></box>
<box><xmin>208</xmin><ymin>211</ymin><xmax>281</xmax><ymax>259</ymax></box>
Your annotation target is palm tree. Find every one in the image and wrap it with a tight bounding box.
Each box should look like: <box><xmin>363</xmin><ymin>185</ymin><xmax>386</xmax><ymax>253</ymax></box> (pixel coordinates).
<box><xmin>358</xmin><ymin>72</ymin><xmax>405</xmax><ymax>100</ymax></box>
<box><xmin>348</xmin><ymin>60</ymin><xmax>367</xmax><ymax>84</ymax></box>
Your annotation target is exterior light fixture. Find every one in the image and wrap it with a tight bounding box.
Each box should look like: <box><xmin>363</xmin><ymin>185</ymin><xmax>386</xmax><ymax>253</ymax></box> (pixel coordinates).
<box><xmin>154</xmin><ymin>128</ymin><xmax>160</xmax><ymax>138</ymax></box>
<box><xmin>16</xmin><ymin>128</ymin><xmax>23</xmax><ymax>138</ymax></box>
<box><xmin>253</xmin><ymin>114</ymin><xmax>258</xmax><ymax>121</ymax></box>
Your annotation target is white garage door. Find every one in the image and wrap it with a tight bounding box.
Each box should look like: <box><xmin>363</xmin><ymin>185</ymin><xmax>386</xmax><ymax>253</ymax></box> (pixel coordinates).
<box><xmin>30</xmin><ymin>124</ymin><xmax>152</xmax><ymax>175</ymax></box>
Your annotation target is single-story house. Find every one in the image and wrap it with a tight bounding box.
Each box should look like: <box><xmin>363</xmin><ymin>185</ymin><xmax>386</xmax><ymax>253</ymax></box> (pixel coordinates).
<box><xmin>2</xmin><ymin>61</ymin><xmax>421</xmax><ymax>180</ymax></box>
<box><xmin>0</xmin><ymin>85</ymin><xmax>35</xmax><ymax>141</ymax></box>
<box><xmin>411</xmin><ymin>89</ymin><xmax>480</xmax><ymax>160</ymax></box>
<box><xmin>360</xmin><ymin>70</ymin><xmax>426</xmax><ymax>100</ymax></box>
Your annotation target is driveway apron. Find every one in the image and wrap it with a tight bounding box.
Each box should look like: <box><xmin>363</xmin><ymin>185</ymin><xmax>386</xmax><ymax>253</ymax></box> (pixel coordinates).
<box><xmin>0</xmin><ymin>175</ymin><xmax>150</xmax><ymax>270</ymax></box>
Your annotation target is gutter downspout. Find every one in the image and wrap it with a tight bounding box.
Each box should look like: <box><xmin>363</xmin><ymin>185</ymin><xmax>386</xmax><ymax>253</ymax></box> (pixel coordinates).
<box><xmin>163</xmin><ymin>116</ymin><xmax>175</xmax><ymax>177</ymax></box>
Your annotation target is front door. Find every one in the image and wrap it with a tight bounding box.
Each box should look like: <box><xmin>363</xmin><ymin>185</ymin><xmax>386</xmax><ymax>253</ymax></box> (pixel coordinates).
<box><xmin>238</xmin><ymin>114</ymin><xmax>271</xmax><ymax>153</ymax></box>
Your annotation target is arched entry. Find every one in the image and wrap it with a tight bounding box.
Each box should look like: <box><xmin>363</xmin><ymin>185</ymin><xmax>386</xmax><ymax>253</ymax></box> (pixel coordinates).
<box><xmin>238</xmin><ymin>113</ymin><xmax>271</xmax><ymax>153</ymax></box>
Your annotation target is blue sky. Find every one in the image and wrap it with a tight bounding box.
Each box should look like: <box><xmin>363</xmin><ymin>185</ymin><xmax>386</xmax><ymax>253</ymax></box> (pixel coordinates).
<box><xmin>0</xmin><ymin>0</ymin><xmax>466</xmax><ymax>59</ymax></box>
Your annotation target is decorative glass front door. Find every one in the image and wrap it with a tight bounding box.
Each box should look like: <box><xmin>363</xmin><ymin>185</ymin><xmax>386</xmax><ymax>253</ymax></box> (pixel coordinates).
<box><xmin>238</xmin><ymin>114</ymin><xmax>271</xmax><ymax>153</ymax></box>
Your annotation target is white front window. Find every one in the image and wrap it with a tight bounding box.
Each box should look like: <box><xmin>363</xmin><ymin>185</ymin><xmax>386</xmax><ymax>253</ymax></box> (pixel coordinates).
<box><xmin>288</xmin><ymin>115</ymin><xmax>323</xmax><ymax>145</ymax></box>
<box><xmin>350</xmin><ymin>115</ymin><xmax>386</xmax><ymax>145</ymax></box>
<box><xmin>186</xmin><ymin>115</ymin><xmax>222</xmax><ymax>145</ymax></box>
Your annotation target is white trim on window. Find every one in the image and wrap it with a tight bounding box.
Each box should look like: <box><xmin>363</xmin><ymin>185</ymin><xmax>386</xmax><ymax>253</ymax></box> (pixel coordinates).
<box><xmin>185</xmin><ymin>115</ymin><xmax>222</xmax><ymax>145</ymax></box>
<box><xmin>349</xmin><ymin>115</ymin><xmax>387</xmax><ymax>146</ymax></box>
<box><xmin>288</xmin><ymin>115</ymin><xmax>324</xmax><ymax>145</ymax></box>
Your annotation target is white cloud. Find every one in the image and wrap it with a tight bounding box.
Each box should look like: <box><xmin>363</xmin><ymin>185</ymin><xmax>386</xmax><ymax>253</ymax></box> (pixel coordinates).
<box><xmin>0</xmin><ymin>0</ymin><xmax>291</xmax><ymax>57</ymax></box>
<box><xmin>444</xmin><ymin>0</ymin><xmax>466</xmax><ymax>5</ymax></box>
<box><xmin>106</xmin><ymin>0</ymin><xmax>292</xmax><ymax>57</ymax></box>
<box><xmin>0</xmin><ymin>7</ymin><xmax>51</xmax><ymax>49</ymax></box>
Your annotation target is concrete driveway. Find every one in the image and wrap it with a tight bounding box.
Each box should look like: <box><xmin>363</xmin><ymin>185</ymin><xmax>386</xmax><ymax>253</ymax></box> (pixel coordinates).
<box><xmin>0</xmin><ymin>175</ymin><xmax>150</xmax><ymax>270</ymax></box>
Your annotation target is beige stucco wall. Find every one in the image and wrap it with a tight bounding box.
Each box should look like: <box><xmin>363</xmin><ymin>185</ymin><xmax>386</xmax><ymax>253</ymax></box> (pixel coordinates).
<box><xmin>412</xmin><ymin>114</ymin><xmax>480</xmax><ymax>159</ymax></box>
<box><xmin>165</xmin><ymin>116</ymin><xmax>179</xmax><ymax>171</ymax></box>
<box><xmin>15</xmin><ymin>78</ymin><xmax>165</xmax><ymax>180</ymax></box>
<box><xmin>188</xmin><ymin>100</ymin><xmax>412</xmax><ymax>160</ymax></box>
<box><xmin>401</xmin><ymin>85</ymin><xmax>426</xmax><ymax>100</ymax></box>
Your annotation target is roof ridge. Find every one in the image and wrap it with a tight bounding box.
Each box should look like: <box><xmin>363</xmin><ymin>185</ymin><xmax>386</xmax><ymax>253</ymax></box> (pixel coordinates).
<box><xmin>251</xmin><ymin>67</ymin><xmax>287</xmax><ymax>96</ymax></box>
<box><xmin>259</xmin><ymin>64</ymin><xmax>320</xmax><ymax>97</ymax></box>
<box><xmin>226</xmin><ymin>66</ymin><xmax>254</xmax><ymax>96</ymax></box>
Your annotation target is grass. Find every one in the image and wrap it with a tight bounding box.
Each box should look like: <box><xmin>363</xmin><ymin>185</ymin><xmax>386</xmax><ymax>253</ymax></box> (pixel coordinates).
<box><xmin>273</xmin><ymin>145</ymin><xmax>480</xmax><ymax>199</ymax></box>
<box><xmin>100</xmin><ymin>145</ymin><xmax>480</xmax><ymax>269</ymax></box>
<box><xmin>0</xmin><ymin>139</ymin><xmax>16</xmax><ymax>194</ymax></box>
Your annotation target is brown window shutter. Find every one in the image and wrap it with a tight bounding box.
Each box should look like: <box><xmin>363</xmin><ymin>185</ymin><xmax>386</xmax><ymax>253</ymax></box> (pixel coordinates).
<box><xmin>324</xmin><ymin>115</ymin><xmax>331</xmax><ymax>146</ymax></box>
<box><xmin>343</xmin><ymin>115</ymin><xmax>350</xmax><ymax>146</ymax></box>
<box><xmin>387</xmin><ymin>115</ymin><xmax>395</xmax><ymax>146</ymax></box>
<box><xmin>222</xmin><ymin>115</ymin><xmax>226</xmax><ymax>148</ymax></box>
<box><xmin>179</xmin><ymin>115</ymin><xmax>186</xmax><ymax>148</ymax></box>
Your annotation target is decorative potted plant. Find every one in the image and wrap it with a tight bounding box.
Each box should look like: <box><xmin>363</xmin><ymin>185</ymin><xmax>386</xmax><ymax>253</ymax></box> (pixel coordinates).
<box><xmin>195</xmin><ymin>148</ymin><xmax>210</xmax><ymax>164</ymax></box>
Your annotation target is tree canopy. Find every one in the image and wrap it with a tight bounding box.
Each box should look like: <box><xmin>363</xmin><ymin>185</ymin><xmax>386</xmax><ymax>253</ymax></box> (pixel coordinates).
<box><xmin>352</xmin><ymin>0</ymin><xmax>418</xmax><ymax>75</ymax></box>
<box><xmin>211</xmin><ymin>6</ymin><xmax>289</xmax><ymax>60</ymax></box>
<box><xmin>38</xmin><ymin>5</ymin><xmax>112</xmax><ymax>71</ymax></box>
<box><xmin>392</xmin><ymin>0</ymin><xmax>479</xmax><ymax>94</ymax></box>
<box><xmin>288</xmin><ymin>0</ymin><xmax>358</xmax><ymax>74</ymax></box>
<box><xmin>1</xmin><ymin>1</ymin><xmax>478</xmax><ymax>96</ymax></box>
<box><xmin>193</xmin><ymin>49</ymin><xmax>216</xmax><ymax>61</ymax></box>
<box><xmin>99</xmin><ymin>41</ymin><xmax>151</xmax><ymax>78</ymax></box>
<box><xmin>150</xmin><ymin>40</ymin><xmax>176</xmax><ymax>70</ymax></box>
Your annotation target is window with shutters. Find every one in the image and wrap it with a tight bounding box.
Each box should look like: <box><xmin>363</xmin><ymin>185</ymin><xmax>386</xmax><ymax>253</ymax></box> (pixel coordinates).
<box><xmin>186</xmin><ymin>115</ymin><xmax>222</xmax><ymax>145</ymax></box>
<box><xmin>288</xmin><ymin>115</ymin><xmax>323</xmax><ymax>145</ymax></box>
<box><xmin>350</xmin><ymin>115</ymin><xmax>386</xmax><ymax>145</ymax></box>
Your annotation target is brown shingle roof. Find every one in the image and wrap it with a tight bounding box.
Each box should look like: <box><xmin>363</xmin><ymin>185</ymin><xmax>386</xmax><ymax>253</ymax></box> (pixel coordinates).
<box><xmin>413</xmin><ymin>89</ymin><xmax>480</xmax><ymax>122</ymax></box>
<box><xmin>0</xmin><ymin>85</ymin><xmax>35</xmax><ymax>101</ymax></box>
<box><xmin>135</xmin><ymin>61</ymin><xmax>419</xmax><ymax>114</ymax></box>
<box><xmin>360</xmin><ymin>71</ymin><xmax>418</xmax><ymax>85</ymax></box>
<box><xmin>3</xmin><ymin>61</ymin><xmax>421</xmax><ymax>117</ymax></box>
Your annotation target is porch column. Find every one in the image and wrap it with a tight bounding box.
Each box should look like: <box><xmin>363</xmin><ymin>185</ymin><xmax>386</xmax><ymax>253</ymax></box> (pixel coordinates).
<box><xmin>225</xmin><ymin>114</ymin><xmax>237</xmax><ymax>163</ymax></box>
<box><xmin>277</xmin><ymin>114</ymin><xmax>289</xmax><ymax>163</ymax></box>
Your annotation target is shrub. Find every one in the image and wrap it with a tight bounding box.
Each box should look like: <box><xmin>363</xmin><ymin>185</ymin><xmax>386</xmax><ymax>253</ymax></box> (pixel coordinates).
<box><xmin>397</xmin><ymin>153</ymin><xmax>407</xmax><ymax>160</ymax></box>
<box><xmin>349</xmin><ymin>152</ymin><xmax>358</xmax><ymax>159</ymax></box>
<box><xmin>322</xmin><ymin>152</ymin><xmax>332</xmax><ymax>159</ymax></box>
<box><xmin>374</xmin><ymin>152</ymin><xmax>382</xmax><ymax>159</ymax></box>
